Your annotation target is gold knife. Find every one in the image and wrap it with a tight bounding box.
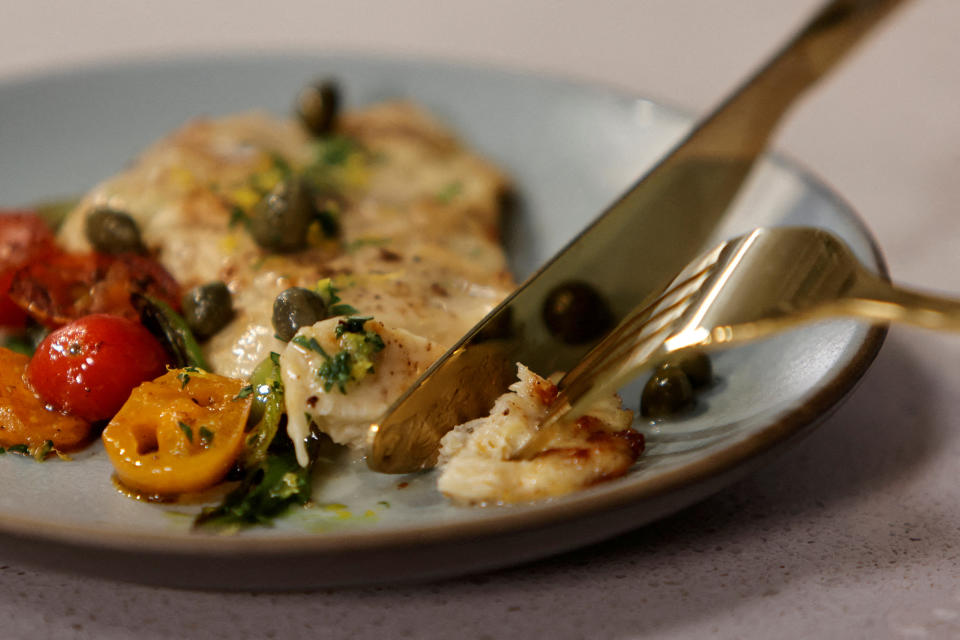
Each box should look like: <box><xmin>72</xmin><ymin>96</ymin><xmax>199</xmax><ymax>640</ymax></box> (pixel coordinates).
<box><xmin>367</xmin><ymin>0</ymin><xmax>909</xmax><ymax>473</ymax></box>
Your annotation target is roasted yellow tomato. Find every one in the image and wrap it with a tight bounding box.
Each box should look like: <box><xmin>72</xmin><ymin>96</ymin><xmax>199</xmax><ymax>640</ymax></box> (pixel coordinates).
<box><xmin>0</xmin><ymin>347</ymin><xmax>91</xmax><ymax>452</ymax></box>
<box><xmin>101</xmin><ymin>368</ymin><xmax>252</xmax><ymax>496</ymax></box>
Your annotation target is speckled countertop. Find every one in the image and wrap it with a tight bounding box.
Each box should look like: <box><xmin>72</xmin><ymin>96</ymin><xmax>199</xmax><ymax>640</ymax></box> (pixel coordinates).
<box><xmin>2</xmin><ymin>1</ymin><xmax>959</xmax><ymax>638</ymax></box>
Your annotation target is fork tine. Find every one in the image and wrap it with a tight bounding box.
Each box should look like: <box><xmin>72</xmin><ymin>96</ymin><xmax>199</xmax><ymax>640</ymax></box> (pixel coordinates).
<box><xmin>513</xmin><ymin>238</ymin><xmax>735</xmax><ymax>460</ymax></box>
<box><xmin>555</xmin><ymin>251</ymin><xmax>722</xmax><ymax>402</ymax></box>
<box><xmin>558</xmin><ymin>295</ymin><xmax>688</xmax><ymax>403</ymax></box>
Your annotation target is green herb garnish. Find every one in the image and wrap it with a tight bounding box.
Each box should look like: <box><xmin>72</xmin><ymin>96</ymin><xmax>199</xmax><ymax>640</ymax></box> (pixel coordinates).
<box><xmin>233</xmin><ymin>385</ymin><xmax>254</xmax><ymax>400</ymax></box>
<box><xmin>194</xmin><ymin>449</ymin><xmax>313</xmax><ymax>530</ymax></box>
<box><xmin>317</xmin><ymin>136</ymin><xmax>359</xmax><ymax>166</ymax></box>
<box><xmin>7</xmin><ymin>444</ymin><xmax>29</xmax><ymax>455</ymax></box>
<box><xmin>315</xmin><ymin>280</ymin><xmax>359</xmax><ymax>316</ymax></box>
<box><xmin>291</xmin><ymin>335</ymin><xmax>328</xmax><ymax>356</ymax></box>
<box><xmin>178</xmin><ymin>421</ymin><xmax>194</xmax><ymax>443</ymax></box>
<box><xmin>435</xmin><ymin>180</ymin><xmax>463</xmax><ymax>204</ymax></box>
<box><xmin>309</xmin><ymin>318</ymin><xmax>386</xmax><ymax>394</ymax></box>
<box><xmin>335</xmin><ymin>316</ymin><xmax>372</xmax><ymax>337</ymax></box>
<box><xmin>316</xmin><ymin>351</ymin><xmax>354</xmax><ymax>394</ymax></box>
<box><xmin>199</xmin><ymin>427</ymin><xmax>215</xmax><ymax>446</ymax></box>
<box><xmin>176</xmin><ymin>365</ymin><xmax>200</xmax><ymax>389</ymax></box>
<box><xmin>331</xmin><ymin>302</ymin><xmax>359</xmax><ymax>316</ymax></box>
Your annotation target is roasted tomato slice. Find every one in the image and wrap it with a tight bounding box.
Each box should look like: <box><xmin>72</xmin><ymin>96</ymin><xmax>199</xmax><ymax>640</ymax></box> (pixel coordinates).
<box><xmin>26</xmin><ymin>314</ymin><xmax>169</xmax><ymax>422</ymax></box>
<box><xmin>101</xmin><ymin>369</ymin><xmax>252</xmax><ymax>496</ymax></box>
<box><xmin>8</xmin><ymin>251</ymin><xmax>181</xmax><ymax>327</ymax></box>
<box><xmin>0</xmin><ymin>212</ymin><xmax>58</xmax><ymax>328</ymax></box>
<box><xmin>0</xmin><ymin>347</ymin><xmax>91</xmax><ymax>452</ymax></box>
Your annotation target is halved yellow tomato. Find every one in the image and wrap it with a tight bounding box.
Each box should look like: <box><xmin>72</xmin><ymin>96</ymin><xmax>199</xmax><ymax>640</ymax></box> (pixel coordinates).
<box><xmin>101</xmin><ymin>368</ymin><xmax>252</xmax><ymax>496</ymax></box>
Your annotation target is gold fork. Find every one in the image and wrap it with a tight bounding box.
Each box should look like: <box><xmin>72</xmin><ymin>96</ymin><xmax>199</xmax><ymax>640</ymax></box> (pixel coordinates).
<box><xmin>513</xmin><ymin>226</ymin><xmax>960</xmax><ymax>458</ymax></box>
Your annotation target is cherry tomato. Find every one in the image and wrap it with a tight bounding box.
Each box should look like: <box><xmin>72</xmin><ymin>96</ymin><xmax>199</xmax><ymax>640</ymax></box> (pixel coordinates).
<box><xmin>0</xmin><ymin>212</ymin><xmax>57</xmax><ymax>328</ymax></box>
<box><xmin>9</xmin><ymin>251</ymin><xmax>181</xmax><ymax>328</ymax></box>
<box><xmin>102</xmin><ymin>369</ymin><xmax>252</xmax><ymax>496</ymax></box>
<box><xmin>26</xmin><ymin>314</ymin><xmax>169</xmax><ymax>422</ymax></box>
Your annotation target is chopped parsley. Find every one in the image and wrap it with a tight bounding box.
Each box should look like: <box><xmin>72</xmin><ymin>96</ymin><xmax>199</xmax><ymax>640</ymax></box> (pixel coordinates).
<box><xmin>292</xmin><ymin>335</ymin><xmax>328</xmax><ymax>356</ymax></box>
<box><xmin>435</xmin><ymin>180</ymin><xmax>463</xmax><ymax>204</ymax></box>
<box><xmin>317</xmin><ymin>136</ymin><xmax>360</xmax><ymax>166</ymax></box>
<box><xmin>335</xmin><ymin>316</ymin><xmax>373</xmax><ymax>337</ymax></box>
<box><xmin>331</xmin><ymin>302</ymin><xmax>358</xmax><ymax>316</ymax></box>
<box><xmin>233</xmin><ymin>385</ymin><xmax>254</xmax><ymax>400</ymax></box>
<box><xmin>7</xmin><ymin>444</ymin><xmax>29</xmax><ymax>455</ymax></box>
<box><xmin>315</xmin><ymin>279</ymin><xmax>359</xmax><ymax>316</ymax></box>
<box><xmin>317</xmin><ymin>351</ymin><xmax>355</xmax><ymax>394</ymax></box>
<box><xmin>337</xmin><ymin>317</ymin><xmax>386</xmax><ymax>352</ymax></box>
<box><xmin>307</xmin><ymin>317</ymin><xmax>386</xmax><ymax>394</ymax></box>
<box><xmin>178</xmin><ymin>421</ymin><xmax>194</xmax><ymax>443</ymax></box>
<box><xmin>270</xmin><ymin>352</ymin><xmax>281</xmax><ymax>366</ymax></box>
<box><xmin>194</xmin><ymin>448</ymin><xmax>313</xmax><ymax>530</ymax></box>
<box><xmin>199</xmin><ymin>427</ymin><xmax>215</xmax><ymax>446</ymax></box>
<box><xmin>177</xmin><ymin>366</ymin><xmax>199</xmax><ymax>389</ymax></box>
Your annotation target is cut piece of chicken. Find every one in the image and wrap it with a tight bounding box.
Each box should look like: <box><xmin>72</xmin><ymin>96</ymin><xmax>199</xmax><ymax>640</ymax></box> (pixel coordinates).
<box><xmin>437</xmin><ymin>365</ymin><xmax>643</xmax><ymax>505</ymax></box>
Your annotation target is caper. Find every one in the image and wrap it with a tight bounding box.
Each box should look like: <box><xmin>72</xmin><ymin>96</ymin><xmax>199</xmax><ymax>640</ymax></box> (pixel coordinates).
<box><xmin>249</xmin><ymin>178</ymin><xmax>318</xmax><ymax>253</ymax></box>
<box><xmin>272</xmin><ymin>287</ymin><xmax>328</xmax><ymax>342</ymax></box>
<box><xmin>664</xmin><ymin>349</ymin><xmax>713</xmax><ymax>388</ymax></box>
<box><xmin>182</xmin><ymin>282</ymin><xmax>235</xmax><ymax>341</ymax></box>
<box><xmin>641</xmin><ymin>363</ymin><xmax>694</xmax><ymax>418</ymax></box>
<box><xmin>84</xmin><ymin>207</ymin><xmax>146</xmax><ymax>254</ymax></box>
<box><xmin>542</xmin><ymin>281</ymin><xmax>613</xmax><ymax>344</ymax></box>
<box><xmin>295</xmin><ymin>79</ymin><xmax>341</xmax><ymax>136</ymax></box>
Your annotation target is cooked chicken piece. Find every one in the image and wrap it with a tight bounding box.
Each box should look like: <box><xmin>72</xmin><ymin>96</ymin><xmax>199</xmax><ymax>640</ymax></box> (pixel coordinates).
<box><xmin>437</xmin><ymin>365</ymin><xmax>643</xmax><ymax>505</ymax></box>
<box><xmin>281</xmin><ymin>317</ymin><xmax>438</xmax><ymax>465</ymax></box>
<box><xmin>57</xmin><ymin>103</ymin><xmax>513</xmax><ymax>380</ymax></box>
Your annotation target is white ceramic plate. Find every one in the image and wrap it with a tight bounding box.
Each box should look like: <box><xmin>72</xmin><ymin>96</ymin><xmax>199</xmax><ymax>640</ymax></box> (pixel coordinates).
<box><xmin>0</xmin><ymin>54</ymin><xmax>885</xmax><ymax>590</ymax></box>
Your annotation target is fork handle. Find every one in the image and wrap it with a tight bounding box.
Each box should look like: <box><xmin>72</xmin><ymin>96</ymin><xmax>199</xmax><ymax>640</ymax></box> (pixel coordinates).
<box><xmin>849</xmin><ymin>276</ymin><xmax>960</xmax><ymax>331</ymax></box>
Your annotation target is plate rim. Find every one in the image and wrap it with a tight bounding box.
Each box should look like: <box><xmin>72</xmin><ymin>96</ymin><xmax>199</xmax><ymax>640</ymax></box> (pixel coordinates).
<box><xmin>0</xmin><ymin>51</ymin><xmax>887</xmax><ymax>560</ymax></box>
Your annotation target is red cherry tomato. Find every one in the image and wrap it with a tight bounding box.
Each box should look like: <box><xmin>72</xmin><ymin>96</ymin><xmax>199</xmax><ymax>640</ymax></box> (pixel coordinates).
<box><xmin>27</xmin><ymin>314</ymin><xmax>170</xmax><ymax>422</ymax></box>
<box><xmin>9</xmin><ymin>251</ymin><xmax>181</xmax><ymax>328</ymax></box>
<box><xmin>0</xmin><ymin>212</ymin><xmax>57</xmax><ymax>328</ymax></box>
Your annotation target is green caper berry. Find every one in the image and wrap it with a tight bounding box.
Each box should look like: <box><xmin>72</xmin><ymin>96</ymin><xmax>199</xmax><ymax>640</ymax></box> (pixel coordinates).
<box><xmin>295</xmin><ymin>80</ymin><xmax>341</xmax><ymax>136</ymax></box>
<box><xmin>84</xmin><ymin>207</ymin><xmax>146</xmax><ymax>254</ymax></box>
<box><xmin>541</xmin><ymin>281</ymin><xmax>613</xmax><ymax>344</ymax></box>
<box><xmin>641</xmin><ymin>363</ymin><xmax>694</xmax><ymax>418</ymax></box>
<box><xmin>249</xmin><ymin>178</ymin><xmax>318</xmax><ymax>253</ymax></box>
<box><xmin>664</xmin><ymin>349</ymin><xmax>713</xmax><ymax>388</ymax></box>
<box><xmin>183</xmin><ymin>282</ymin><xmax>235</xmax><ymax>341</ymax></box>
<box><xmin>272</xmin><ymin>287</ymin><xmax>329</xmax><ymax>342</ymax></box>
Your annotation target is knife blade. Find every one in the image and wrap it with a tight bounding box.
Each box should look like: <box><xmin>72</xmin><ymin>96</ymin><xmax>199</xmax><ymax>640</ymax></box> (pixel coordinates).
<box><xmin>367</xmin><ymin>0</ymin><xmax>908</xmax><ymax>473</ymax></box>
